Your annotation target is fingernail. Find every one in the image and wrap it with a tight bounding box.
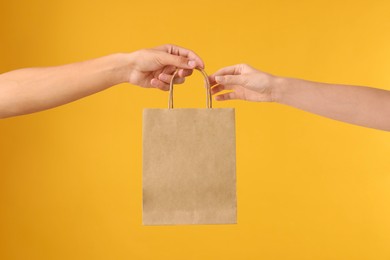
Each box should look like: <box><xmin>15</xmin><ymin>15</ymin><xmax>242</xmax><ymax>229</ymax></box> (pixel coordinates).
<box><xmin>188</xmin><ymin>60</ymin><xmax>196</xmax><ymax>68</ymax></box>
<box><xmin>215</xmin><ymin>76</ymin><xmax>223</xmax><ymax>83</ymax></box>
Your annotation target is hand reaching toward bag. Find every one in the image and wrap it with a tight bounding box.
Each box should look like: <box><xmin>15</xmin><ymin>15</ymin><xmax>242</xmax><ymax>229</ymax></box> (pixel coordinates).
<box><xmin>210</xmin><ymin>63</ymin><xmax>390</xmax><ymax>131</ymax></box>
<box><xmin>209</xmin><ymin>64</ymin><xmax>277</xmax><ymax>102</ymax></box>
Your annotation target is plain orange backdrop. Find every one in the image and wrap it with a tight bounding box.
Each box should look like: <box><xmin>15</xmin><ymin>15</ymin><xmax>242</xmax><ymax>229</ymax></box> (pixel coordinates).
<box><xmin>1</xmin><ymin>0</ymin><xmax>390</xmax><ymax>259</ymax></box>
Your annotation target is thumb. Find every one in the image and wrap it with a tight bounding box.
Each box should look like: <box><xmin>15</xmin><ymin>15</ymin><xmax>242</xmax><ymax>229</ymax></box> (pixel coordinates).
<box><xmin>157</xmin><ymin>52</ymin><xmax>197</xmax><ymax>69</ymax></box>
<box><xmin>215</xmin><ymin>75</ymin><xmax>246</xmax><ymax>86</ymax></box>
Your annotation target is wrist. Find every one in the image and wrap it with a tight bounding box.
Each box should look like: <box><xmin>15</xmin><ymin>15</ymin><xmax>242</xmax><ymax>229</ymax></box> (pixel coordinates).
<box><xmin>270</xmin><ymin>76</ymin><xmax>289</xmax><ymax>103</ymax></box>
<box><xmin>108</xmin><ymin>53</ymin><xmax>134</xmax><ymax>85</ymax></box>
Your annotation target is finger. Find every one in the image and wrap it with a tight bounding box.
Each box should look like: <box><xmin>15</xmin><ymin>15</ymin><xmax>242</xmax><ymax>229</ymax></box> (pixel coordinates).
<box><xmin>162</xmin><ymin>65</ymin><xmax>177</xmax><ymax>74</ymax></box>
<box><xmin>213</xmin><ymin>64</ymin><xmax>244</xmax><ymax>76</ymax></box>
<box><xmin>178</xmin><ymin>69</ymin><xmax>193</xmax><ymax>77</ymax></box>
<box><xmin>174</xmin><ymin>77</ymin><xmax>186</xmax><ymax>84</ymax></box>
<box><xmin>156</xmin><ymin>52</ymin><xmax>197</xmax><ymax>69</ymax></box>
<box><xmin>214</xmin><ymin>75</ymin><xmax>246</xmax><ymax>86</ymax></box>
<box><xmin>215</xmin><ymin>92</ymin><xmax>237</xmax><ymax>101</ymax></box>
<box><xmin>211</xmin><ymin>85</ymin><xmax>224</xmax><ymax>95</ymax></box>
<box><xmin>161</xmin><ymin>68</ymin><xmax>192</xmax><ymax>80</ymax></box>
<box><xmin>150</xmin><ymin>78</ymin><xmax>170</xmax><ymax>91</ymax></box>
<box><xmin>208</xmin><ymin>77</ymin><xmax>218</xmax><ymax>87</ymax></box>
<box><xmin>155</xmin><ymin>44</ymin><xmax>205</xmax><ymax>68</ymax></box>
<box><xmin>211</xmin><ymin>84</ymin><xmax>233</xmax><ymax>95</ymax></box>
<box><xmin>158</xmin><ymin>73</ymin><xmax>185</xmax><ymax>84</ymax></box>
<box><xmin>158</xmin><ymin>68</ymin><xmax>193</xmax><ymax>85</ymax></box>
<box><xmin>209</xmin><ymin>64</ymin><xmax>244</xmax><ymax>85</ymax></box>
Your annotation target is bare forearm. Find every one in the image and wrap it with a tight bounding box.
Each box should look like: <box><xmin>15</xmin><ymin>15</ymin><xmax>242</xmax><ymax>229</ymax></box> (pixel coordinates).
<box><xmin>0</xmin><ymin>53</ymin><xmax>129</xmax><ymax>118</ymax></box>
<box><xmin>274</xmin><ymin>77</ymin><xmax>390</xmax><ymax>131</ymax></box>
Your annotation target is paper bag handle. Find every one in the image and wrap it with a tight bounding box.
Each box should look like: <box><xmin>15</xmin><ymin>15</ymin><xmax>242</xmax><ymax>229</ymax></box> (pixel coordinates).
<box><xmin>168</xmin><ymin>68</ymin><xmax>212</xmax><ymax>109</ymax></box>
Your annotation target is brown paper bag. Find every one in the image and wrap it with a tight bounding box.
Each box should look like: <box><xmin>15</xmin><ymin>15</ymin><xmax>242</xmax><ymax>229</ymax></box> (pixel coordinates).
<box><xmin>142</xmin><ymin>68</ymin><xmax>236</xmax><ymax>225</ymax></box>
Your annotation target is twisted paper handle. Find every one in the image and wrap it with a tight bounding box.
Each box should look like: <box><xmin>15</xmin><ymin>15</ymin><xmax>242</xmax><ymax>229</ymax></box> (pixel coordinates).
<box><xmin>168</xmin><ymin>68</ymin><xmax>212</xmax><ymax>109</ymax></box>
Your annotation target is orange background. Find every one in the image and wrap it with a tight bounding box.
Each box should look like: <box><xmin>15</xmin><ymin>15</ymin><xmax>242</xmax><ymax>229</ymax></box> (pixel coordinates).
<box><xmin>1</xmin><ymin>0</ymin><xmax>390</xmax><ymax>259</ymax></box>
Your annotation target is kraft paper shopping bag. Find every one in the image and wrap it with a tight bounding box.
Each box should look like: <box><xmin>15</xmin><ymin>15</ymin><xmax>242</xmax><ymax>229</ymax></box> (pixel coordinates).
<box><xmin>142</xmin><ymin>68</ymin><xmax>236</xmax><ymax>225</ymax></box>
